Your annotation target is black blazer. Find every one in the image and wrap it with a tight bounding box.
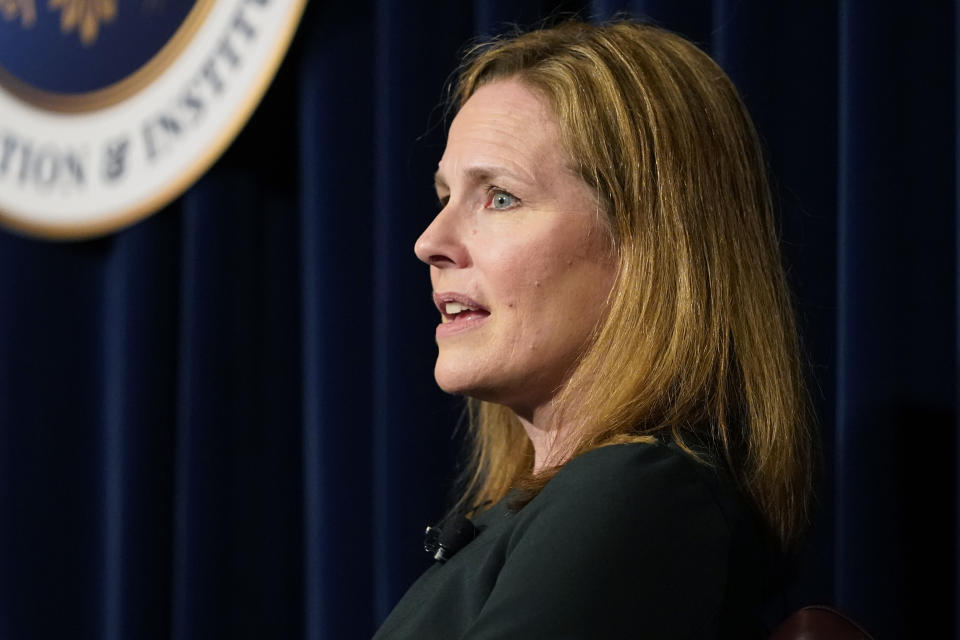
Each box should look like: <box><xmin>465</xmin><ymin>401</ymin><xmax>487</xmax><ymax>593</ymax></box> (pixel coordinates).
<box><xmin>373</xmin><ymin>440</ymin><xmax>776</xmax><ymax>639</ymax></box>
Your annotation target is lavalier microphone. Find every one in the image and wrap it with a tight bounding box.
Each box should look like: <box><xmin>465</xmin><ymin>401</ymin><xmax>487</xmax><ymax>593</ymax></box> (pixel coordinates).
<box><xmin>423</xmin><ymin>514</ymin><xmax>477</xmax><ymax>563</ymax></box>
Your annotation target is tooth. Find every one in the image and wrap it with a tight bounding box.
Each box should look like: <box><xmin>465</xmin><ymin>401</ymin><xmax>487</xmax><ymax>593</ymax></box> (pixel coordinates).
<box><xmin>445</xmin><ymin>302</ymin><xmax>464</xmax><ymax>314</ymax></box>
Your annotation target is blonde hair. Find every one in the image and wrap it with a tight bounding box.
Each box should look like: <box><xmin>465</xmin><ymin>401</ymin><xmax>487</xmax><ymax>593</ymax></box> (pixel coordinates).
<box><xmin>449</xmin><ymin>20</ymin><xmax>814</xmax><ymax>550</ymax></box>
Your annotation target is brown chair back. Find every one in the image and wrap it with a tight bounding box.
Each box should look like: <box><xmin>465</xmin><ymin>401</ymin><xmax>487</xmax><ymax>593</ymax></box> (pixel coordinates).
<box><xmin>768</xmin><ymin>605</ymin><xmax>874</xmax><ymax>640</ymax></box>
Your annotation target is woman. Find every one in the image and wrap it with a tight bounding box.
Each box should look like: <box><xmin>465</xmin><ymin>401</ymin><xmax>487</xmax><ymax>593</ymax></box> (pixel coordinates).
<box><xmin>374</xmin><ymin>20</ymin><xmax>813</xmax><ymax>639</ymax></box>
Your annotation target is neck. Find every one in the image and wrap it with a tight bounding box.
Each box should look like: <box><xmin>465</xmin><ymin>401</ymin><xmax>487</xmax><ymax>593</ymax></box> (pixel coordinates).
<box><xmin>515</xmin><ymin>401</ymin><xmax>569</xmax><ymax>473</ymax></box>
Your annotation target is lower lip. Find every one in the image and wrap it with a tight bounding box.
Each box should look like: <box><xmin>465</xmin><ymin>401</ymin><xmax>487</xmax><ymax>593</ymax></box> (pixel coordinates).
<box><xmin>435</xmin><ymin>312</ymin><xmax>490</xmax><ymax>338</ymax></box>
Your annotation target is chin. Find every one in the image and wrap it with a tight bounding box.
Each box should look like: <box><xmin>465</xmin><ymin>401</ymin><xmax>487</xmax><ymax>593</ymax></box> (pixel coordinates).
<box><xmin>433</xmin><ymin>358</ymin><xmax>500</xmax><ymax>402</ymax></box>
<box><xmin>433</xmin><ymin>359</ymin><xmax>474</xmax><ymax>396</ymax></box>
<box><xmin>434</xmin><ymin>360</ymin><xmax>535</xmax><ymax>413</ymax></box>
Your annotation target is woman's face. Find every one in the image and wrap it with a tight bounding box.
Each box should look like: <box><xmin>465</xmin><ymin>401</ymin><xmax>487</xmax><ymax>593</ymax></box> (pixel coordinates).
<box><xmin>415</xmin><ymin>78</ymin><xmax>616</xmax><ymax>419</ymax></box>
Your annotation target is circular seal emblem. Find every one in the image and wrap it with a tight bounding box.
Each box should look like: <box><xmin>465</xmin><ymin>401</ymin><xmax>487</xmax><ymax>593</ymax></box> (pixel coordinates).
<box><xmin>0</xmin><ymin>0</ymin><xmax>305</xmax><ymax>238</ymax></box>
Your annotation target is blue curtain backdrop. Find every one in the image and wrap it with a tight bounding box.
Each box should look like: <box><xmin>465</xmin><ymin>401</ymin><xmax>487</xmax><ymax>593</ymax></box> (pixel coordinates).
<box><xmin>0</xmin><ymin>1</ymin><xmax>956</xmax><ymax>638</ymax></box>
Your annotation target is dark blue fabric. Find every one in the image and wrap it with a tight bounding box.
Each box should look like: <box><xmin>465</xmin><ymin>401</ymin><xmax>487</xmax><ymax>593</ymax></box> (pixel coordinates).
<box><xmin>835</xmin><ymin>3</ymin><xmax>957</xmax><ymax>634</ymax></box>
<box><xmin>0</xmin><ymin>1</ymin><xmax>956</xmax><ymax>638</ymax></box>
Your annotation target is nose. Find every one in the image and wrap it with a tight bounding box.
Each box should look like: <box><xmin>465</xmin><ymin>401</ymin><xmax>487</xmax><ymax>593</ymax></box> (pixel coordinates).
<box><xmin>414</xmin><ymin>205</ymin><xmax>469</xmax><ymax>268</ymax></box>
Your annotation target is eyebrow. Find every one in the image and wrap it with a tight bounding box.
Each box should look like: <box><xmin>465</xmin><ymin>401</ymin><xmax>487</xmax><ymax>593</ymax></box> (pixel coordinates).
<box><xmin>433</xmin><ymin>165</ymin><xmax>534</xmax><ymax>190</ymax></box>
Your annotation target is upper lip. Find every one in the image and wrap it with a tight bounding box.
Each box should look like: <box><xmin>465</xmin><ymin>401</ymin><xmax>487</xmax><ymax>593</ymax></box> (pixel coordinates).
<box><xmin>432</xmin><ymin>291</ymin><xmax>489</xmax><ymax>319</ymax></box>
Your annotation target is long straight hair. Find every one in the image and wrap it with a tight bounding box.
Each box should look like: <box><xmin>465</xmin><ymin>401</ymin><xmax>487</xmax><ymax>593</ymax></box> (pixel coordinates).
<box><xmin>449</xmin><ymin>20</ymin><xmax>814</xmax><ymax>550</ymax></box>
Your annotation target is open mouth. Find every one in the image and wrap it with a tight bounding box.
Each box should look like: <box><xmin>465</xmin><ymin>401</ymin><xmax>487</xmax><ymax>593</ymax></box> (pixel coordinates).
<box><xmin>440</xmin><ymin>301</ymin><xmax>491</xmax><ymax>324</ymax></box>
<box><xmin>433</xmin><ymin>293</ymin><xmax>491</xmax><ymax>331</ymax></box>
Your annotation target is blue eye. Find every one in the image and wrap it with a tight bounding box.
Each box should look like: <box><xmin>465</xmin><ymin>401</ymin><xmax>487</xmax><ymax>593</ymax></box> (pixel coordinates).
<box><xmin>485</xmin><ymin>188</ymin><xmax>519</xmax><ymax>210</ymax></box>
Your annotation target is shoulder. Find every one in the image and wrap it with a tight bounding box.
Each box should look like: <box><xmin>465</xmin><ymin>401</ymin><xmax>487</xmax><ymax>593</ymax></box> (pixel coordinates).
<box><xmin>459</xmin><ymin>440</ymin><xmax>756</xmax><ymax>637</ymax></box>
<box><xmin>552</xmin><ymin>438</ymin><xmax>717</xmax><ymax>491</ymax></box>
<box><xmin>511</xmin><ymin>440</ymin><xmax>735</xmax><ymax>547</ymax></box>
<box><xmin>499</xmin><ymin>439</ymin><xmax>741</xmax><ymax>586</ymax></box>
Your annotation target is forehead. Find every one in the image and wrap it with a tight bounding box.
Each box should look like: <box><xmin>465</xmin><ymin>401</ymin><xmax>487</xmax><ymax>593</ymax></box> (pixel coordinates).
<box><xmin>436</xmin><ymin>78</ymin><xmax>568</xmax><ymax>186</ymax></box>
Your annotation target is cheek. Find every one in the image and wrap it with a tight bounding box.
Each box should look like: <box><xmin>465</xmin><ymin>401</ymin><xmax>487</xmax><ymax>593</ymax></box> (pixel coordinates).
<box><xmin>483</xmin><ymin>242</ymin><xmax>539</xmax><ymax>303</ymax></box>
<box><xmin>538</xmin><ymin>248</ymin><xmax>615</xmax><ymax>339</ymax></box>
<box><xmin>477</xmin><ymin>220</ymin><xmax>614</xmax><ymax>343</ymax></box>
<box><xmin>499</xmin><ymin>254</ymin><xmax>609</xmax><ymax>347</ymax></box>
